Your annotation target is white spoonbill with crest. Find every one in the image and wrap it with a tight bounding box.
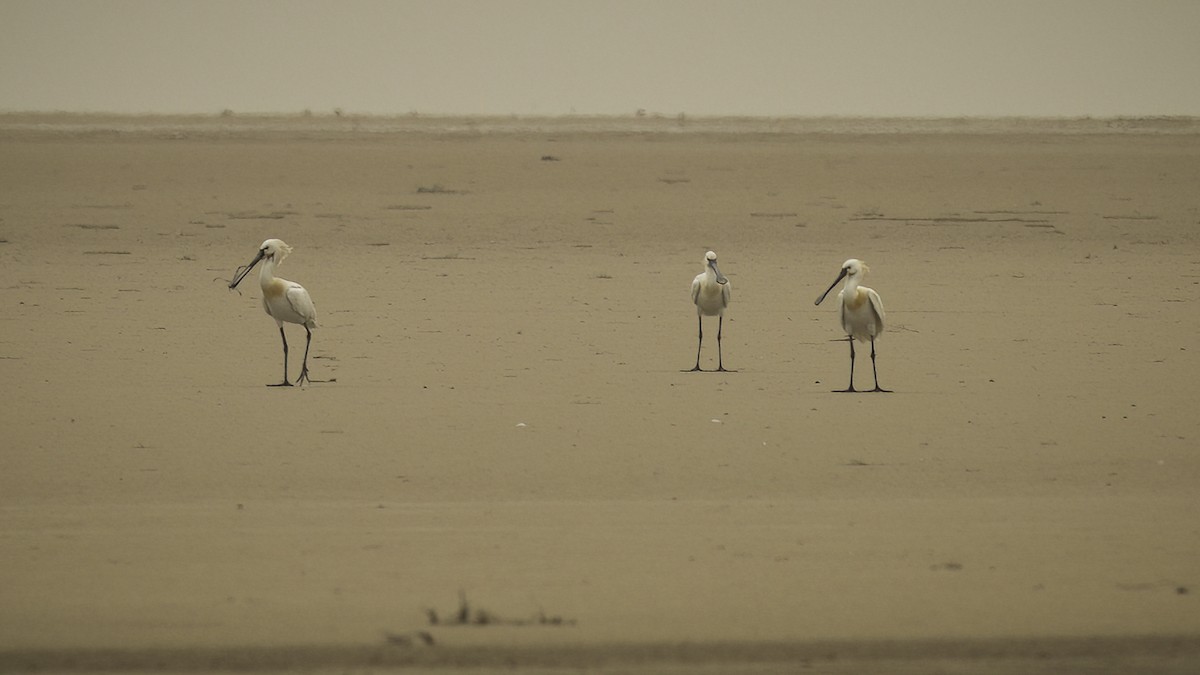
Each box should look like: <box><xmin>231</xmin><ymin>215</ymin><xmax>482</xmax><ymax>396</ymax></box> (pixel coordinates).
<box><xmin>229</xmin><ymin>238</ymin><xmax>320</xmax><ymax>387</ymax></box>
<box><xmin>814</xmin><ymin>258</ymin><xmax>890</xmax><ymax>392</ymax></box>
<box><xmin>689</xmin><ymin>250</ymin><xmax>732</xmax><ymax>372</ymax></box>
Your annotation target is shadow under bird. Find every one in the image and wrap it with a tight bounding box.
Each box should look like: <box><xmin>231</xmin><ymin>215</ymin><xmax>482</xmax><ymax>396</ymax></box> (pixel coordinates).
<box><xmin>229</xmin><ymin>238</ymin><xmax>321</xmax><ymax>387</ymax></box>
<box><xmin>814</xmin><ymin>258</ymin><xmax>890</xmax><ymax>392</ymax></box>
<box><xmin>689</xmin><ymin>250</ymin><xmax>732</xmax><ymax>372</ymax></box>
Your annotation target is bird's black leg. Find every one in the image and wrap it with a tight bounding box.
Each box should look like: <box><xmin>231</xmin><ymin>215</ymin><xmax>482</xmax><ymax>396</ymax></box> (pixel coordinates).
<box><xmin>835</xmin><ymin>337</ymin><xmax>857</xmax><ymax>392</ymax></box>
<box><xmin>268</xmin><ymin>326</ymin><xmax>292</xmax><ymax>387</ymax></box>
<box><xmin>689</xmin><ymin>315</ymin><xmax>704</xmax><ymax>371</ymax></box>
<box><xmin>869</xmin><ymin>337</ymin><xmax>891</xmax><ymax>392</ymax></box>
<box><xmin>297</xmin><ymin>326</ymin><xmax>313</xmax><ymax>385</ymax></box>
<box><xmin>716</xmin><ymin>315</ymin><xmax>730</xmax><ymax>372</ymax></box>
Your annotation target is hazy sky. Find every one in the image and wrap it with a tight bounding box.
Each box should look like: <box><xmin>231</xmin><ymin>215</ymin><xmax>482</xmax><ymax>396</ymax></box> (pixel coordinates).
<box><xmin>2</xmin><ymin>0</ymin><xmax>1198</xmax><ymax>117</ymax></box>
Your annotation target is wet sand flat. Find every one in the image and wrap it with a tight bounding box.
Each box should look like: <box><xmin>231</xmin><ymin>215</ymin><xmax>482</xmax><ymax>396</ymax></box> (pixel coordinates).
<box><xmin>1</xmin><ymin>115</ymin><xmax>1199</xmax><ymax>672</ymax></box>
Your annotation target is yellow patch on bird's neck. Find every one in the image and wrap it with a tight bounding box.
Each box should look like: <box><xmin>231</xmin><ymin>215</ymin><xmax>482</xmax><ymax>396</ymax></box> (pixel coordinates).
<box><xmin>844</xmin><ymin>288</ymin><xmax>867</xmax><ymax>310</ymax></box>
<box><xmin>264</xmin><ymin>278</ymin><xmax>288</xmax><ymax>299</ymax></box>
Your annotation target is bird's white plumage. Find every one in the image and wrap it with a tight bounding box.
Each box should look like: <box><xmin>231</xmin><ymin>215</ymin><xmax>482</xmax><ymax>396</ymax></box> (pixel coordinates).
<box><xmin>284</xmin><ymin>286</ymin><xmax>317</xmax><ymax>327</ymax></box>
<box><xmin>837</xmin><ymin>271</ymin><xmax>884</xmax><ymax>342</ymax></box>
<box><xmin>691</xmin><ymin>251</ymin><xmax>730</xmax><ymax>317</ymax></box>
<box><xmin>256</xmin><ymin>240</ymin><xmax>317</xmax><ymax>330</ymax></box>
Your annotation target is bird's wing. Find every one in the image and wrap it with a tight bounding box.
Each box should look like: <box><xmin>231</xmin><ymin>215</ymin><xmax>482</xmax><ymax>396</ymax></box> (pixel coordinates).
<box><xmin>690</xmin><ymin>274</ymin><xmax>702</xmax><ymax>305</ymax></box>
<box><xmin>285</xmin><ymin>283</ymin><xmax>318</xmax><ymax>327</ymax></box>
<box><xmin>721</xmin><ymin>279</ymin><xmax>731</xmax><ymax>307</ymax></box>
<box><xmin>866</xmin><ymin>288</ymin><xmax>885</xmax><ymax>332</ymax></box>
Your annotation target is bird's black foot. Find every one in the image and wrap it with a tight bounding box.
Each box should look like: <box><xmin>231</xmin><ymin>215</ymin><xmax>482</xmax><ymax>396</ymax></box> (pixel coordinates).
<box><xmin>870</xmin><ymin>386</ymin><xmax>892</xmax><ymax>393</ymax></box>
<box><xmin>268</xmin><ymin>381</ymin><xmax>293</xmax><ymax>387</ymax></box>
<box><xmin>834</xmin><ymin>386</ymin><xmax>857</xmax><ymax>393</ymax></box>
<box><xmin>686</xmin><ymin>365</ymin><xmax>704</xmax><ymax>372</ymax></box>
<box><xmin>297</xmin><ymin>369</ymin><xmax>333</xmax><ymax>384</ymax></box>
<box><xmin>716</xmin><ymin>367</ymin><xmax>736</xmax><ymax>372</ymax></box>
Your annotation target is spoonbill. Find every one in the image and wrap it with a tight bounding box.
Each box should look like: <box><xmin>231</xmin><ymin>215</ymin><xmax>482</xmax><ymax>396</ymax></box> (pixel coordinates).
<box><xmin>229</xmin><ymin>239</ymin><xmax>319</xmax><ymax>387</ymax></box>
<box><xmin>689</xmin><ymin>250</ymin><xmax>732</xmax><ymax>372</ymax></box>
<box><xmin>814</xmin><ymin>258</ymin><xmax>890</xmax><ymax>392</ymax></box>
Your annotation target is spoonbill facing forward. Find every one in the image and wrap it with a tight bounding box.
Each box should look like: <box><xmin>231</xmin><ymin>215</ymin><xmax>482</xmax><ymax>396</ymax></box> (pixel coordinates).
<box><xmin>814</xmin><ymin>258</ymin><xmax>890</xmax><ymax>392</ymax></box>
<box><xmin>689</xmin><ymin>250</ymin><xmax>732</xmax><ymax>372</ymax></box>
<box><xmin>229</xmin><ymin>239</ymin><xmax>319</xmax><ymax>387</ymax></box>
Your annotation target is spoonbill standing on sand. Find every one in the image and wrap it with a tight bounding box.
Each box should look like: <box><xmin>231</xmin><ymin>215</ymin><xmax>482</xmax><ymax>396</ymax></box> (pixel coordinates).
<box><xmin>229</xmin><ymin>239</ymin><xmax>319</xmax><ymax>387</ymax></box>
<box><xmin>814</xmin><ymin>258</ymin><xmax>890</xmax><ymax>392</ymax></box>
<box><xmin>689</xmin><ymin>250</ymin><xmax>732</xmax><ymax>372</ymax></box>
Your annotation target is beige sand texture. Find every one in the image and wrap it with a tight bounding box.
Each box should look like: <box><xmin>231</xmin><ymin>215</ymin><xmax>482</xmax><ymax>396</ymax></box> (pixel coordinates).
<box><xmin>1</xmin><ymin>114</ymin><xmax>1199</xmax><ymax>672</ymax></box>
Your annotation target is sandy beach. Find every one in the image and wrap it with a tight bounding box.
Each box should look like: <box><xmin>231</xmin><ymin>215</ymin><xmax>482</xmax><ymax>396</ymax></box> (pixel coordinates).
<box><xmin>1</xmin><ymin>113</ymin><xmax>1198</xmax><ymax>672</ymax></box>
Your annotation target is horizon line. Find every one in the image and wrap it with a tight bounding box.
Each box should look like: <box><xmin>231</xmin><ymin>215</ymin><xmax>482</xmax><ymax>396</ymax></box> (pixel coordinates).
<box><xmin>3</xmin><ymin>109</ymin><xmax>1200</xmax><ymax>122</ymax></box>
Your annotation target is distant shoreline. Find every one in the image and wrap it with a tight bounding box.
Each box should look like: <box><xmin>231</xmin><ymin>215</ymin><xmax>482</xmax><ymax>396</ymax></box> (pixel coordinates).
<box><xmin>3</xmin><ymin>111</ymin><xmax>1199</xmax><ymax>138</ymax></box>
